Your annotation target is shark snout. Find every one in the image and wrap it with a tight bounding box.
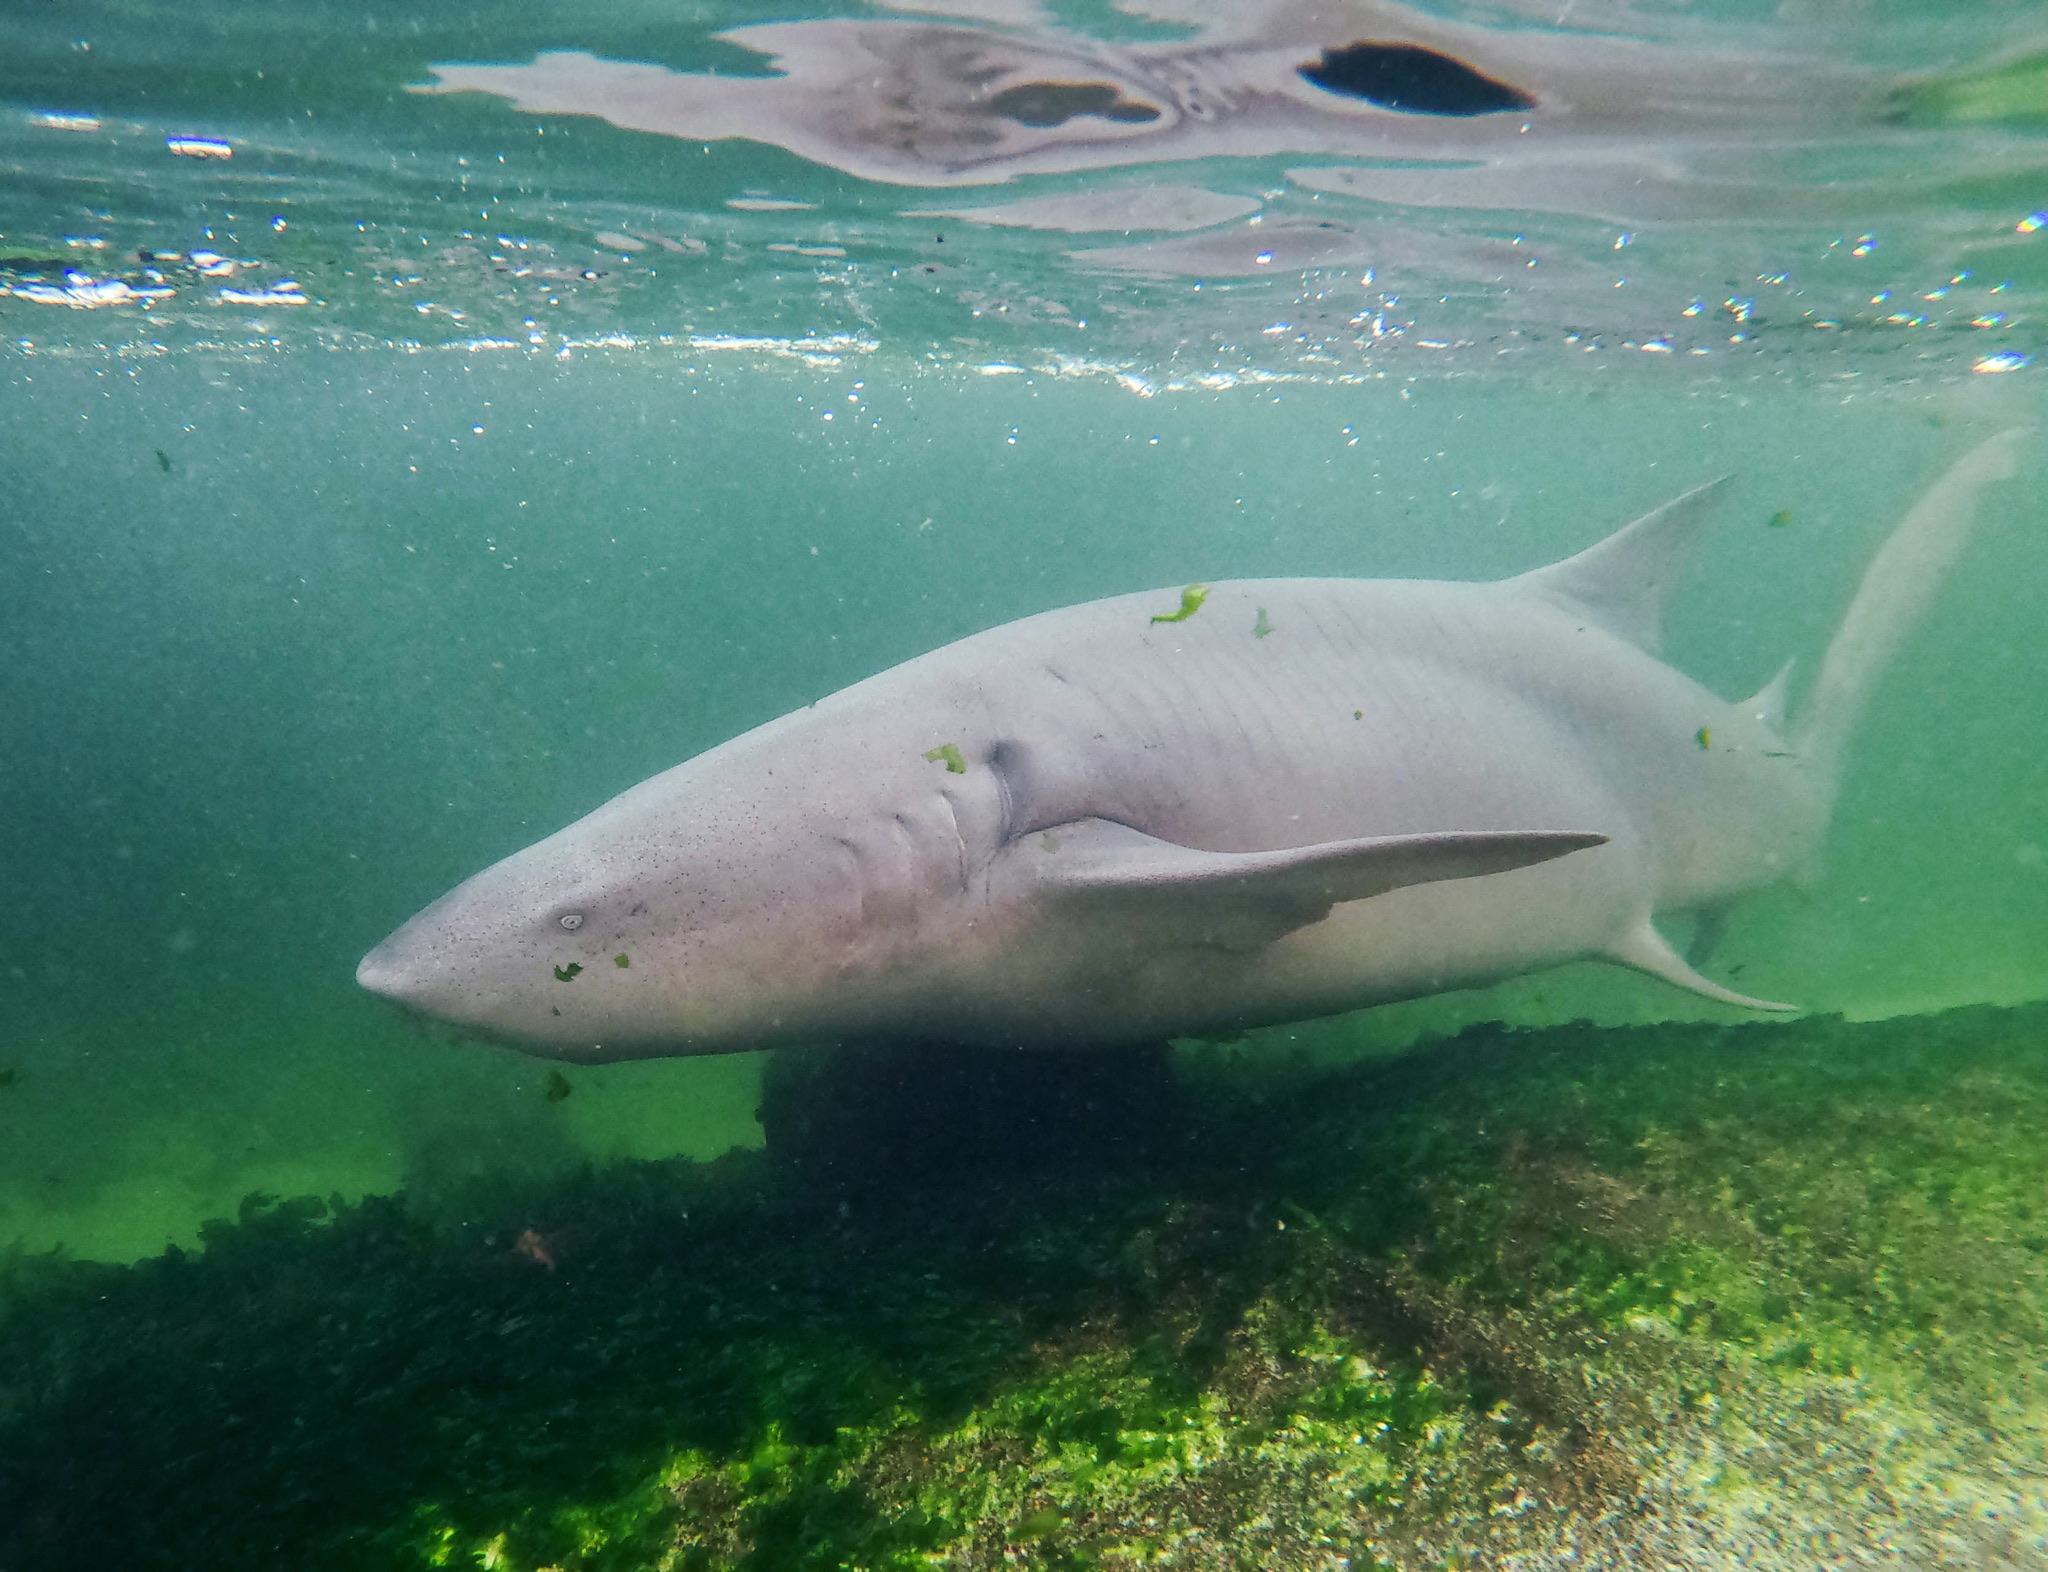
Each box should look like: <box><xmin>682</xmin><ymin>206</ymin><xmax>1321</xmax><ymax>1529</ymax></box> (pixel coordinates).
<box><xmin>356</xmin><ymin>935</ymin><xmax>427</xmax><ymax>1006</ymax></box>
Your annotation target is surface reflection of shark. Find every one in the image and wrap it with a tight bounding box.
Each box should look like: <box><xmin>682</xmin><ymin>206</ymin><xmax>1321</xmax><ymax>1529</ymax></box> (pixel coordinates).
<box><xmin>417</xmin><ymin>0</ymin><xmax>1932</xmax><ymax>218</ymax></box>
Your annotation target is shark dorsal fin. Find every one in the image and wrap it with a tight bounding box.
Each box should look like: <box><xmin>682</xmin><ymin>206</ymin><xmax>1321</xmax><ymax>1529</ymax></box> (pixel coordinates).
<box><xmin>1022</xmin><ymin>819</ymin><xmax>1607</xmax><ymax>952</ymax></box>
<box><xmin>1511</xmin><ymin>477</ymin><xmax>1731</xmax><ymax>654</ymax></box>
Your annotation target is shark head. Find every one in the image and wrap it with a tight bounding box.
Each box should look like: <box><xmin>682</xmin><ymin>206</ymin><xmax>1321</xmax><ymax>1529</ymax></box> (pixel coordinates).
<box><xmin>355</xmin><ymin>717</ymin><xmax>1020</xmax><ymax>1060</ymax></box>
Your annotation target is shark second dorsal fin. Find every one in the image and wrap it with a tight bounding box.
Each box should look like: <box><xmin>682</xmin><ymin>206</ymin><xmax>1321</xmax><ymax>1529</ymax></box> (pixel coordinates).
<box><xmin>1023</xmin><ymin>819</ymin><xmax>1607</xmax><ymax>952</ymax></box>
<box><xmin>1510</xmin><ymin>476</ymin><xmax>1731</xmax><ymax>654</ymax></box>
<box><xmin>1743</xmin><ymin>657</ymin><xmax>1796</xmax><ymax>732</ymax></box>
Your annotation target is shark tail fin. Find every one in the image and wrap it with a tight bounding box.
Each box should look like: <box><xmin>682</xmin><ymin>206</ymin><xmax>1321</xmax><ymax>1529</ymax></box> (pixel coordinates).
<box><xmin>1791</xmin><ymin>429</ymin><xmax>2028</xmax><ymax>794</ymax></box>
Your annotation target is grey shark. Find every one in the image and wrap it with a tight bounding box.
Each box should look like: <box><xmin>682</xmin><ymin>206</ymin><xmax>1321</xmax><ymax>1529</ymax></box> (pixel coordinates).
<box><xmin>358</xmin><ymin>433</ymin><xmax>2023</xmax><ymax>1060</ymax></box>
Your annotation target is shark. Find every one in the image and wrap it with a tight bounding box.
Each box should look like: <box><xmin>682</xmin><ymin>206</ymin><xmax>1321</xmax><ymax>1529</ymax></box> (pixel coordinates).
<box><xmin>357</xmin><ymin>431</ymin><xmax>2023</xmax><ymax>1060</ymax></box>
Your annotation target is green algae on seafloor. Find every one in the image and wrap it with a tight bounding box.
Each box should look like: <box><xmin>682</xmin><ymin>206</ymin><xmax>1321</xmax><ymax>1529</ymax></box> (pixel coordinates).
<box><xmin>4</xmin><ymin>1004</ymin><xmax>2047</xmax><ymax>1570</ymax></box>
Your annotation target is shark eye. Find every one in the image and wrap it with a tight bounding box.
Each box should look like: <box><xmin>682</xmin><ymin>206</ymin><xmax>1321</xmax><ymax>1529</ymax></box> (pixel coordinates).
<box><xmin>558</xmin><ymin>913</ymin><xmax>585</xmax><ymax>931</ymax></box>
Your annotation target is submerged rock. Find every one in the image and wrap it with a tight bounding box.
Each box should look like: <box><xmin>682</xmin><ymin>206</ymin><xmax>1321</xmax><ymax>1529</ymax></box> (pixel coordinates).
<box><xmin>2</xmin><ymin>1003</ymin><xmax>2045</xmax><ymax>1569</ymax></box>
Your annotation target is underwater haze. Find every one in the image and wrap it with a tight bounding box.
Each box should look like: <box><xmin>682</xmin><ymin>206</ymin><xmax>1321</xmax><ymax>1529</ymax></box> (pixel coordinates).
<box><xmin>2</xmin><ymin>0</ymin><xmax>2045</xmax><ymax>1261</ymax></box>
<box><xmin>2</xmin><ymin>0</ymin><xmax>2047</xmax><ymax>1563</ymax></box>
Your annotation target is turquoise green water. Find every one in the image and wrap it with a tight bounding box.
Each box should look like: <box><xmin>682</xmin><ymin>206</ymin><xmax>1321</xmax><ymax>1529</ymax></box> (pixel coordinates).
<box><xmin>1</xmin><ymin>0</ymin><xmax>2044</xmax><ymax>1261</ymax></box>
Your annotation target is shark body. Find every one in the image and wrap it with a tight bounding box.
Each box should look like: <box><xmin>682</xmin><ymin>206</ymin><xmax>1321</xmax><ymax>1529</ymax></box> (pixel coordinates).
<box><xmin>358</xmin><ymin>434</ymin><xmax>2022</xmax><ymax>1060</ymax></box>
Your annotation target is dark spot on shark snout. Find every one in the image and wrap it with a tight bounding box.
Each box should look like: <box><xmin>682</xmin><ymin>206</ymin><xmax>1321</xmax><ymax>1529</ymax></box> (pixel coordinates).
<box><xmin>987</xmin><ymin>82</ymin><xmax>1160</xmax><ymax>128</ymax></box>
<box><xmin>1298</xmin><ymin>43</ymin><xmax>1535</xmax><ymax>116</ymax></box>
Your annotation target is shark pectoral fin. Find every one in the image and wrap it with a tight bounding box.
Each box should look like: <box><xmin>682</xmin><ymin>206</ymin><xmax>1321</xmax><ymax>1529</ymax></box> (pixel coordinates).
<box><xmin>1030</xmin><ymin>819</ymin><xmax>1608</xmax><ymax>949</ymax></box>
<box><xmin>1612</xmin><ymin>916</ymin><xmax>1797</xmax><ymax>1011</ymax></box>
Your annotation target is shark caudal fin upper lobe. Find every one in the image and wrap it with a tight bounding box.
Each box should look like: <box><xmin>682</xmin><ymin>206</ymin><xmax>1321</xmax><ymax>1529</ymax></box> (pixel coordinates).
<box><xmin>1792</xmin><ymin>429</ymin><xmax>2029</xmax><ymax>800</ymax></box>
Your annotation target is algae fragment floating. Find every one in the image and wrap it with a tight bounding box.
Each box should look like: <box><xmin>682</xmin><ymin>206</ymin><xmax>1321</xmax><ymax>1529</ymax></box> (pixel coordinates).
<box><xmin>1695</xmin><ymin>725</ymin><xmax>1713</xmax><ymax>750</ymax></box>
<box><xmin>614</xmin><ymin>953</ymin><xmax>630</xmax><ymax>969</ymax></box>
<box><xmin>1150</xmin><ymin>584</ymin><xmax>1208</xmax><ymax>624</ymax></box>
<box><xmin>1254</xmin><ymin>607</ymin><xmax>1274</xmax><ymax>638</ymax></box>
<box><xmin>923</xmin><ymin>742</ymin><xmax>967</xmax><ymax>774</ymax></box>
<box><xmin>1769</xmin><ymin>508</ymin><xmax>1793</xmax><ymax>527</ymax></box>
<box><xmin>554</xmin><ymin>962</ymin><xmax>583</xmax><ymax>981</ymax></box>
<box><xmin>543</xmin><ymin>1069</ymin><xmax>573</xmax><ymax>1103</ymax></box>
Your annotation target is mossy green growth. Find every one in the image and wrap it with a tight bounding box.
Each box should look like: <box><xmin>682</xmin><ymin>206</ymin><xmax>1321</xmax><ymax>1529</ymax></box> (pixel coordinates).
<box><xmin>4</xmin><ymin>1005</ymin><xmax>2047</xmax><ymax>1569</ymax></box>
<box><xmin>1889</xmin><ymin>51</ymin><xmax>2048</xmax><ymax>127</ymax></box>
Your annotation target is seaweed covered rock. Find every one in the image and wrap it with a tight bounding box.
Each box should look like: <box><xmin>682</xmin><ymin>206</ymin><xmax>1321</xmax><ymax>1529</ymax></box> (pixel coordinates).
<box><xmin>3</xmin><ymin>1005</ymin><xmax>2046</xmax><ymax>1570</ymax></box>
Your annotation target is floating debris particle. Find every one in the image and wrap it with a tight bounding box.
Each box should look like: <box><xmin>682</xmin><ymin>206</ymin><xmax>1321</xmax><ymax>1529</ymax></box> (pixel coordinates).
<box><xmin>543</xmin><ymin>1069</ymin><xmax>573</xmax><ymax>1103</ymax></box>
<box><xmin>613</xmin><ymin>953</ymin><xmax>630</xmax><ymax>969</ymax></box>
<box><xmin>554</xmin><ymin>962</ymin><xmax>583</xmax><ymax>981</ymax></box>
<box><xmin>923</xmin><ymin>743</ymin><xmax>967</xmax><ymax>774</ymax></box>
<box><xmin>1254</xmin><ymin>607</ymin><xmax>1274</xmax><ymax>638</ymax></box>
<box><xmin>1695</xmin><ymin>725</ymin><xmax>1712</xmax><ymax>750</ymax></box>
<box><xmin>1768</xmin><ymin>508</ymin><xmax>1792</xmax><ymax>527</ymax></box>
<box><xmin>1151</xmin><ymin>584</ymin><xmax>1208</xmax><ymax>624</ymax></box>
<box><xmin>154</xmin><ymin>448</ymin><xmax>172</xmax><ymax>474</ymax></box>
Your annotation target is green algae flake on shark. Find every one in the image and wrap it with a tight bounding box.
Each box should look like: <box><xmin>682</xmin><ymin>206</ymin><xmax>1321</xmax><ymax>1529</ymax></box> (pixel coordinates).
<box><xmin>355</xmin><ymin>432</ymin><xmax>2028</xmax><ymax>1061</ymax></box>
<box><xmin>1150</xmin><ymin>584</ymin><xmax>1208</xmax><ymax>624</ymax></box>
<box><xmin>923</xmin><ymin>742</ymin><xmax>968</xmax><ymax>774</ymax></box>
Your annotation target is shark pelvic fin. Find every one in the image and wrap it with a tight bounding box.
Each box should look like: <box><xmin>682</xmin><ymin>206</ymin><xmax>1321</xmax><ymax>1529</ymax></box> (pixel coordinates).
<box><xmin>1611</xmin><ymin>916</ymin><xmax>1796</xmax><ymax>1011</ymax></box>
<box><xmin>1028</xmin><ymin>819</ymin><xmax>1608</xmax><ymax>951</ymax></box>
<box><xmin>1511</xmin><ymin>476</ymin><xmax>1731</xmax><ymax>655</ymax></box>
